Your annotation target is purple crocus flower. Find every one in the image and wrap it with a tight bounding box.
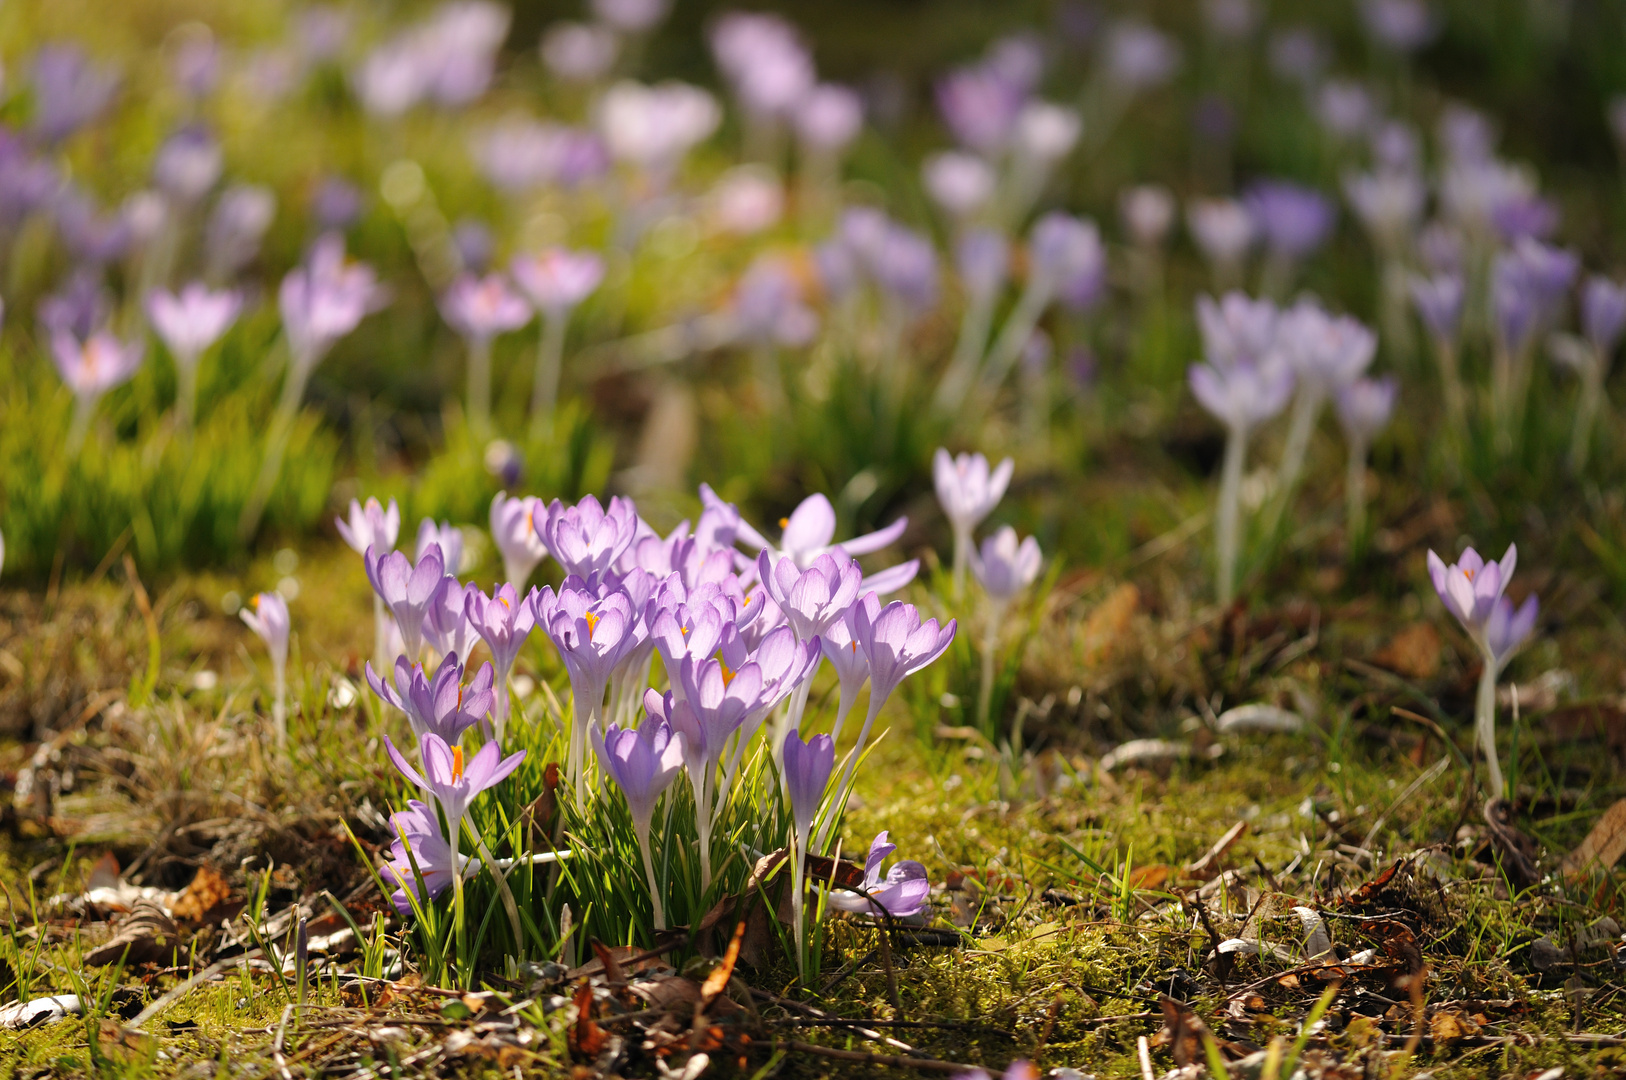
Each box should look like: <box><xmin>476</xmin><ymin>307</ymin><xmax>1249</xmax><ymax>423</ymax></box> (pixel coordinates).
<box><xmin>1269</xmin><ymin>27</ymin><xmax>1326</xmax><ymax>85</ymax></box>
<box><xmin>337</xmin><ymin>497</ymin><xmax>401</xmax><ymax>555</ymax></box>
<box><xmin>1104</xmin><ymin>21</ymin><xmax>1181</xmax><ymax>91</ymax></box>
<box><xmin>367</xmin><ymin>651</ymin><xmax>495</xmax><ymax>745</ymax></box>
<box><xmin>1274</xmin><ymin>302</ymin><xmax>1376</xmax><ymax>397</ymax></box>
<box><xmin>32</xmin><ymin>44</ymin><xmax>120</xmax><ymax>144</ymax></box>
<box><xmin>1361</xmin><ymin>0</ymin><xmax>1437</xmax><ymax>51</ymax></box>
<box><xmin>153</xmin><ymin>126</ymin><xmax>223</xmax><ymax>203</ymax></box>
<box><xmin>734</xmin><ymin>492</ymin><xmax>908</xmax><ymax>571</ymax></box>
<box><xmin>594</xmin><ymin>717</ymin><xmax>687</xmax><ymax>927</ymax></box>
<box><xmin>312</xmin><ymin>177</ymin><xmax>364</xmax><ymax>231</ymax></box>
<box><xmin>1121</xmin><ymin>185</ymin><xmax>1176</xmax><ymax>248</ymax></box>
<box><xmin>509</xmin><ymin>249</ymin><xmax>604</xmax><ymax>318</ymax></box>
<box><xmin>386</xmin><ymin>730</ymin><xmax>525</xmax><ymax>830</ymax></box>
<box><xmin>934</xmin><ymin>450</ymin><xmax>1014</xmax><ymax>540</ymax></box>
<box><xmin>598</xmin><ymin>80</ymin><xmax>721</xmax><ymax>172</ymax></box>
<box><xmin>1427</xmin><ymin>544</ymin><xmax>1520</xmax><ymax>650</ymax></box>
<box><xmin>971</xmin><ymin>527</ymin><xmax>1042</xmax><ymax>604</ymax></box>
<box><xmin>1343</xmin><ymin>170</ymin><xmax>1425</xmax><ymax>249</ymax></box>
<box><xmin>1409</xmin><ymin>273</ymin><xmax>1465</xmax><ymax>345</ymax></box>
<box><xmin>1030</xmin><ymin>213</ymin><xmax>1105</xmax><ymax>300</ymax></box>
<box><xmin>757</xmin><ymin>550</ymin><xmax>863</xmax><ymax>642</ymax></box>
<box><xmin>464</xmin><ymin>583</ymin><xmax>537</xmax><ymax>736</ymax></box>
<box><xmin>1335</xmin><ymin>376</ymin><xmax>1398</xmax><ymax>444</ymax></box>
<box><xmin>441</xmin><ymin>273</ymin><xmax>531</xmax><ymax>343</ymax></box>
<box><xmin>455</xmin><ymin>220</ymin><xmax>494</xmax><ymax>274</ymax></box>
<box><xmin>851</xmin><ymin>600</ymin><xmax>956</xmax><ymax>729</ymax></box>
<box><xmin>923</xmin><ymin>152</ymin><xmax>996</xmax><ymax>220</ymax></box>
<box><xmin>819</xmin><ymin>593</ymin><xmax>879</xmax><ymax>741</ymax></box>
<box><xmin>542</xmin><ymin>22</ymin><xmax>619</xmax><ymax>84</ymax></box>
<box><xmin>534</xmin><ymin>581</ymin><xmax>642</xmax><ymax>795</ymax></box>
<box><xmin>489</xmin><ymin>493</ymin><xmax>547</xmax><ymax>591</ymax></box>
<box><xmin>1244</xmin><ymin>180</ymin><xmax>1335</xmax><ymax>262</ymax></box>
<box><xmin>52</xmin><ymin>328</ymin><xmax>144</xmax><ymax>402</ymax></box>
<box><xmin>1583</xmin><ymin>277</ymin><xmax>1626</xmax><ymax>358</ymax></box>
<box><xmin>423</xmin><ymin>578</ymin><xmax>480</xmax><ymax>660</ymax></box>
<box><xmin>38</xmin><ymin>270</ymin><xmax>111</xmax><ymax>341</ymax></box>
<box><xmin>826</xmin><ymin>832</ymin><xmax>930</xmax><ymax>918</ymax></box>
<box><xmin>1188</xmin><ymin>355</ymin><xmax>1295</xmax><ymax>431</ymax></box>
<box><xmin>733</xmin><ymin>256</ymin><xmax>819</xmax><ymax>347</ymax></box>
<box><xmin>783</xmin><ymin>728</ymin><xmax>835</xmax><ymax>844</ymax></box>
<box><xmin>279</xmin><ymin>234</ymin><xmax>387</xmax><ymax>373</ymax></box>
<box><xmin>382</xmin><ymin>799</ymin><xmax>468</xmax><ymax>916</ymax></box>
<box><xmin>935</xmin><ymin>65</ymin><xmax>1025</xmax><ymax>156</ymax></box>
<box><xmin>955</xmin><ymin>228</ymin><xmax>1011</xmax><ymax>304</ymax></box>
<box><xmin>146</xmin><ymin>284</ymin><xmax>240</xmax><ymax>367</ymax></box>
<box><xmin>1195</xmin><ymin>293</ymin><xmax>1278</xmax><ymax>371</ymax></box>
<box><xmin>1315</xmin><ymin>81</ymin><xmax>1375</xmax><ymax>140</ymax></box>
<box><xmin>795</xmin><ymin>84</ymin><xmax>863</xmax><ymax>153</ymax></box>
<box><xmin>1187</xmin><ymin>199</ymin><xmax>1256</xmax><ymax>280</ymax></box>
<box><xmin>539</xmin><ymin>495</ymin><xmax>639</xmax><ymax>581</ymax></box>
<box><xmin>674</xmin><ymin>650</ymin><xmax>765</xmax><ymax>768</ymax></box>
<box><xmin>365</xmin><ymin>543</ymin><xmax>446</xmax><ymax>662</ymax></box>
<box><xmin>54</xmin><ymin>189</ymin><xmax>131</xmax><ymax>265</ymax></box>
<box><xmin>205</xmin><ymin>184</ymin><xmax>277</xmax><ymax>280</ymax></box>
<box><xmin>710</xmin><ymin>12</ymin><xmax>815</xmax><ymax>120</ymax></box>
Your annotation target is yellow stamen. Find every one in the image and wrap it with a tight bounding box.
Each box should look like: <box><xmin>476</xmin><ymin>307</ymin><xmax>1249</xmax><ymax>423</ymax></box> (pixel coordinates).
<box><xmin>584</xmin><ymin>610</ymin><xmax>600</xmax><ymax>638</ymax></box>
<box><xmin>451</xmin><ymin>745</ymin><xmax>465</xmax><ymax>781</ymax></box>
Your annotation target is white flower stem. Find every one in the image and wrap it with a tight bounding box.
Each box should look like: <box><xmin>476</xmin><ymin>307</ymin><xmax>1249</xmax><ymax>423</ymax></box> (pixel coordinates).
<box><xmin>493</xmin><ymin>659</ymin><xmax>513</xmax><ymax>747</ymax></box>
<box><xmin>951</xmin><ymin>526</ymin><xmax>970</xmax><ymax>603</ymax></box>
<box><xmin>272</xmin><ymin>661</ymin><xmax>287</xmax><ymax>747</ymax></box>
<box><xmin>66</xmin><ymin>394</ymin><xmax>95</xmax><ymax>459</ymax></box>
<box><xmin>1475</xmin><ymin>657</ymin><xmax>1503</xmax><ymax>801</ymax></box>
<box><xmin>1570</xmin><ymin>351</ymin><xmax>1606</xmax><ymax>473</ymax></box>
<box><xmin>635</xmin><ymin>817</ymin><xmax>666</xmax><ymax>931</ymax></box>
<box><xmin>1215</xmin><ymin>423</ymin><xmax>1247</xmax><ymax>607</ymax></box>
<box><xmin>934</xmin><ymin>290</ymin><xmax>998</xmax><ymax>414</ymax></box>
<box><xmin>822</xmin><ymin>696</ymin><xmax>883</xmax><ymax>851</ymax></box>
<box><xmin>176</xmin><ymin>355</ymin><xmax>200</xmax><ymax>436</ymax></box>
<box><xmin>978</xmin><ymin>279</ymin><xmax>1053</xmax><ymax>398</ymax></box>
<box><xmin>530</xmin><ymin>313</ymin><xmax>567</xmax><ymax>439</ymax></box>
<box><xmin>372</xmin><ymin>595</ymin><xmax>390</xmax><ymax>676</ymax></box>
<box><xmin>1262</xmin><ymin>389</ymin><xmax>1322</xmax><ymax>544</ymax></box>
<box><xmin>1345</xmin><ymin>436</ymin><xmax>1370</xmax><ymax>553</ymax></box>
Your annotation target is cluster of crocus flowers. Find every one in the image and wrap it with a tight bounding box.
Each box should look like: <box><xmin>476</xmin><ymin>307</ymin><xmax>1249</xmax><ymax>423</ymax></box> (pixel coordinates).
<box><xmin>1427</xmin><ymin>544</ymin><xmax>1538</xmax><ymax>801</ymax></box>
<box><xmin>340</xmin><ymin>480</ymin><xmax>947</xmax><ymax>952</ymax></box>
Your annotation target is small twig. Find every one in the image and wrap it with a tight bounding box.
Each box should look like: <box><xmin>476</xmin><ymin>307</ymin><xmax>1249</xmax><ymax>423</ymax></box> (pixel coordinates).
<box><xmin>1137</xmin><ymin>1034</ymin><xmax>1156</xmax><ymax>1080</ymax></box>
<box><xmin>769</xmin><ymin>1039</ymin><xmax>970</xmax><ymax>1073</ymax></box>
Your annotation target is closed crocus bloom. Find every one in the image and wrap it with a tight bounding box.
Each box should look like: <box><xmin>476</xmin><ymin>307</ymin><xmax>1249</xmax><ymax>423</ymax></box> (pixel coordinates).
<box><xmin>923</xmin><ymin>152</ymin><xmax>995</xmax><ymax>220</ymax></box>
<box><xmin>782</xmin><ymin>726</ymin><xmax>836</xmax><ymax>976</ymax></box>
<box><xmin>935</xmin><ymin>64</ymin><xmax>1024</xmax><ymax>156</ymax></box>
<box><xmin>594</xmin><ymin>0</ymin><xmax>670</xmax><ymax>33</ymax></box>
<box><xmin>971</xmin><ymin>527</ymin><xmax>1042</xmax><ymax>604</ymax></box>
<box><xmin>241</xmin><ymin>591</ymin><xmax>290</xmax><ymax>671</ymax></box>
<box><xmin>1104</xmin><ymin>21</ymin><xmax>1181</xmax><ymax>91</ymax></box>
<box><xmin>1409</xmin><ymin>272</ymin><xmax>1465</xmax><ymax>345</ymax></box>
<box><xmin>279</xmin><ymin>234</ymin><xmax>386</xmax><ymax>372</ymax></box>
<box><xmin>423</xmin><ymin>578</ymin><xmax>480</xmax><ymax>660</ymax></box>
<box><xmin>1188</xmin><ymin>356</ymin><xmax>1295</xmax><ymax>433</ymax></box>
<box><xmin>146</xmin><ymin>284</ymin><xmax>240</xmax><ymax>366</ymax></box>
<box><xmin>510</xmin><ymin>249</ymin><xmax>604</xmax><ymax>317</ymax></box>
<box><xmin>1343</xmin><ymin>169</ymin><xmax>1425</xmax><ymax>249</ymax></box>
<box><xmin>1243</xmin><ymin>180</ymin><xmax>1335</xmax><ymax>262</ymax></box>
<box><xmin>441</xmin><ymin>273</ymin><xmax>531</xmax><ymax>343</ymax></box>
<box><xmin>489</xmin><ymin>493</ymin><xmax>547</xmax><ymax>591</ymax></box>
<box><xmin>826</xmin><ymin>832</ymin><xmax>930</xmax><ymax>918</ymax></box>
<box><xmin>594</xmin><ymin>720</ymin><xmax>686</xmax><ymax>828</ymax></box>
<box><xmin>1029</xmin><ymin>213</ymin><xmax>1102</xmax><ymax>290</ymax></box>
<box><xmin>1335</xmin><ymin>376</ymin><xmax>1398</xmax><ymax>444</ymax></box>
<box><xmin>819</xmin><ymin>592</ymin><xmax>880</xmax><ymax>742</ymax></box>
<box><xmin>934</xmin><ymin>449</ymin><xmax>1014</xmax><ymax>537</ymax></box>
<box><xmin>1014</xmin><ymin>101</ymin><xmax>1081</xmax><ymax>164</ymax></box>
<box><xmin>1361</xmin><ymin>0</ymin><xmax>1436</xmax><ymax>51</ymax></box>
<box><xmin>1121</xmin><ymin>184</ymin><xmax>1176</xmax><ymax>247</ymax></box>
<box><xmin>1196</xmin><ymin>293</ymin><xmax>1280</xmax><ymax>369</ymax></box>
<box><xmin>1583</xmin><ymin>277</ymin><xmax>1626</xmax><ymax>358</ymax></box>
<box><xmin>955</xmin><ymin>228</ymin><xmax>1011</xmax><ymax>304</ymax></box>
<box><xmin>795</xmin><ymin>84</ymin><xmax>863</xmax><ymax>152</ymax></box>
<box><xmin>1187</xmin><ymin>198</ymin><xmax>1255</xmax><ymax>278</ymax></box>
<box><xmin>1274</xmin><ymin>302</ymin><xmax>1376</xmax><ymax>396</ymax></box>
<box><xmin>415</xmin><ymin>519</ymin><xmax>463</xmax><ymax>575</ymax></box>
<box><xmin>540</xmin><ymin>495</ymin><xmax>640</xmax><ymax>581</ymax></box>
<box><xmin>337</xmin><ymin>497</ymin><xmax>401</xmax><ymax>555</ymax></box>
<box><xmin>365</xmin><ymin>543</ymin><xmax>446</xmax><ymax>663</ymax></box>
<box><xmin>1427</xmin><ymin>544</ymin><xmax>1518</xmax><ymax>643</ymax></box>
<box><xmin>757</xmin><ymin>550</ymin><xmax>863</xmax><ymax>642</ymax></box>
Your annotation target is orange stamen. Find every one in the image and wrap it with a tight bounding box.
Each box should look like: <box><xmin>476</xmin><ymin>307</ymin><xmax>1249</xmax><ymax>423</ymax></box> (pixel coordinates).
<box><xmin>584</xmin><ymin>610</ymin><xmax>601</xmax><ymax>638</ymax></box>
<box><xmin>451</xmin><ymin>745</ymin><xmax>465</xmax><ymax>781</ymax></box>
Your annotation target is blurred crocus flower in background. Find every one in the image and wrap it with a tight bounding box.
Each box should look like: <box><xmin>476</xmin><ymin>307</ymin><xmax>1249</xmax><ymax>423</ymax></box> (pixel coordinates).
<box><xmin>936</xmin><ymin>63</ymin><xmax>1026</xmax><ymax>157</ymax></box>
<box><xmin>598</xmin><ymin>80</ymin><xmax>721</xmax><ymax>180</ymax></box>
<box><xmin>1315</xmin><ymin>81</ymin><xmax>1375</xmax><ymax>141</ymax></box>
<box><xmin>441</xmin><ymin>272</ymin><xmax>532</xmax><ymax>437</ymax></box>
<box><xmin>1333</xmin><ymin>375</ymin><xmax>1397</xmax><ymax>545</ymax></box>
<box><xmin>933</xmin><ymin>449</ymin><xmax>1014</xmax><ymax>600</ymax></box>
<box><xmin>241</xmin><ymin>591</ymin><xmax>291</xmax><ymax>744</ymax></box>
<box><xmin>975</xmin><ymin>213</ymin><xmax>1102</xmax><ymax>402</ymax></box>
<box><xmin>1187</xmin><ymin>198</ymin><xmax>1255</xmax><ymax>290</ymax></box>
<box><xmin>707</xmin><ymin>166</ymin><xmax>784</xmax><ymax>235</ymax></box>
<box><xmin>145</xmin><ymin>283</ymin><xmax>241</xmax><ymax>433</ymax></box>
<box><xmin>1103</xmin><ymin>21</ymin><xmax>1181</xmax><ymax>93</ymax></box>
<box><xmin>280</xmin><ymin>234</ymin><xmax>387</xmax><ymax>375</ymax></box>
<box><xmin>1244</xmin><ymin>180</ymin><xmax>1336</xmax><ymax>296</ymax></box>
<box><xmin>923</xmin><ymin>152</ymin><xmax>996</xmax><ymax>222</ymax></box>
<box><xmin>1121</xmin><ymin>184</ymin><xmax>1176</xmax><ymax>249</ymax></box>
<box><xmin>153</xmin><ymin>126</ymin><xmax>224</xmax><ymax>204</ymax></box>
<box><xmin>1362</xmin><ymin>0</ymin><xmax>1438</xmax><ymax>52</ymax></box>
<box><xmin>32</xmin><ymin>44</ymin><xmax>120</xmax><ymax>144</ymax></box>
<box><xmin>732</xmin><ymin>255</ymin><xmax>819</xmax><ymax>354</ymax></box>
<box><xmin>52</xmin><ymin>328</ymin><xmax>144</xmax><ymax>455</ymax></box>
<box><xmin>1426</xmin><ymin>544</ymin><xmax>1536</xmax><ymax>800</ymax></box>
<box><xmin>1549</xmin><ymin>276</ymin><xmax>1626</xmax><ymax>472</ymax></box>
<box><xmin>710</xmin><ymin>12</ymin><xmax>815</xmax><ymax>146</ymax></box>
<box><xmin>489</xmin><ymin>493</ymin><xmax>547</xmax><ymax>592</ymax></box>
<box><xmin>593</xmin><ymin>0</ymin><xmax>671</xmax><ymax>33</ymax></box>
<box><xmin>206</xmin><ymin>184</ymin><xmax>277</xmax><ymax>280</ymax></box>
<box><xmin>337</xmin><ymin>497</ymin><xmax>402</xmax><ymax>556</ymax></box>
<box><xmin>511</xmin><ymin>247</ymin><xmax>605</xmax><ymax>432</ymax></box>
<box><xmin>416</xmin><ymin>519</ymin><xmax>464</xmax><ymax>575</ymax></box>
<box><xmin>795</xmin><ymin>84</ymin><xmax>863</xmax><ymax>156</ymax></box>
<box><xmin>541</xmin><ymin>22</ymin><xmax>619</xmax><ymax>84</ymax></box>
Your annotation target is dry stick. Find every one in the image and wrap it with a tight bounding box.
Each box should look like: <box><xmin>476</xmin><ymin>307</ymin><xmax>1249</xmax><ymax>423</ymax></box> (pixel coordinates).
<box><xmin>748</xmin><ymin>987</ymin><xmax>920</xmax><ymax>1056</ymax></box>
<box><xmin>1136</xmin><ymin>1034</ymin><xmax>1156</xmax><ymax>1080</ymax></box>
<box><xmin>769</xmin><ymin>1040</ymin><xmax>970</xmax><ymax>1073</ymax></box>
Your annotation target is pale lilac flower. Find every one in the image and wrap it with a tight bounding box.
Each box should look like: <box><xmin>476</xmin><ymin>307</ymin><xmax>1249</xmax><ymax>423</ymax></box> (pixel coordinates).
<box><xmin>1189</xmin><ymin>355</ymin><xmax>1295</xmax><ymax>432</ymax></box>
<box><xmin>1335</xmin><ymin>375</ymin><xmax>1398</xmax><ymax>443</ymax></box>
<box><xmin>51</xmin><ymin>328</ymin><xmax>144</xmax><ymax>401</ymax></box>
<box><xmin>1121</xmin><ymin>185</ymin><xmax>1176</xmax><ymax>247</ymax></box>
<box><xmin>1274</xmin><ymin>302</ymin><xmax>1376</xmax><ymax>396</ymax></box>
<box><xmin>279</xmin><ymin>234</ymin><xmax>387</xmax><ymax>372</ymax></box>
<box><xmin>171</xmin><ymin>30</ymin><xmax>220</xmax><ymax>98</ymax></box>
<box><xmin>985</xmin><ymin>35</ymin><xmax>1044</xmax><ymax>92</ymax></box>
<box><xmin>1187</xmin><ymin>198</ymin><xmax>1256</xmax><ymax>276</ymax></box>
<box><xmin>1104</xmin><ymin>22</ymin><xmax>1181</xmax><ymax>91</ymax></box>
<box><xmin>1203</xmin><ymin>0</ymin><xmax>1258</xmax><ymax>40</ymax></box>
<box><xmin>1014</xmin><ymin>102</ymin><xmax>1081</xmax><ymax>164</ymax></box>
<box><xmin>935</xmin><ymin>450</ymin><xmax>1014</xmax><ymax>538</ymax></box>
<box><xmin>758</xmin><ymin>550</ymin><xmax>863</xmax><ymax>642</ymax></box>
<box><xmin>1244</xmin><ymin>180</ymin><xmax>1335</xmax><ymax>261</ymax></box>
<box><xmin>1583</xmin><ymin>277</ymin><xmax>1626</xmax><ymax>358</ymax></box>
<box><xmin>540</xmin><ymin>495</ymin><xmax>639</xmax><ymax>581</ymax></box>
<box><xmin>490</xmin><ymin>493</ymin><xmax>547</xmax><ymax>590</ymax></box>
<box><xmin>337</xmin><ymin>498</ymin><xmax>401</xmax><ymax>556</ymax></box>
<box><xmin>32</xmin><ymin>44</ymin><xmax>119</xmax><ymax>143</ymax></box>
<box><xmin>423</xmin><ymin>578</ymin><xmax>480</xmax><ymax>660</ymax></box>
<box><xmin>441</xmin><ymin>273</ymin><xmax>532</xmax><ymax>343</ymax></box>
<box><xmin>39</xmin><ymin>271</ymin><xmax>112</xmax><ymax>341</ymax></box>
<box><xmin>386</xmin><ymin>730</ymin><xmax>525</xmax><ymax>828</ymax></box>
<box><xmin>367</xmin><ymin>652</ymin><xmax>495</xmax><ymax>745</ymax></box>
<box><xmin>416</xmin><ymin>520</ymin><xmax>463</xmax><ymax>575</ymax></box>
<box><xmin>205</xmin><ymin>184</ymin><xmax>276</xmax><ymax>279</ymax></box>
<box><xmin>366</xmin><ymin>544</ymin><xmax>446</xmax><ymax>662</ymax></box>
<box><xmin>510</xmin><ymin>249</ymin><xmax>605</xmax><ymax>316</ymax></box>
<box><xmin>471</xmin><ymin>119</ymin><xmax>566</xmax><ymax>192</ymax></box>
<box><xmin>465</xmin><ymin>583</ymin><xmax>537</xmax><ymax>684</ymax></box>
<box><xmin>153</xmin><ymin>126</ymin><xmax>222</xmax><ymax>203</ymax></box>
<box><xmin>935</xmin><ymin>65</ymin><xmax>1025</xmax><ymax>156</ymax></box>
<box><xmin>795</xmin><ymin>84</ymin><xmax>863</xmax><ymax>152</ymax></box>
<box><xmin>819</xmin><ymin>592</ymin><xmax>879</xmax><ymax>740</ymax></box>
<box><xmin>871</xmin><ymin>224</ymin><xmax>940</xmax><ymax>313</ymax></box>
<box><xmin>382</xmin><ymin>799</ymin><xmax>469</xmax><ymax>916</ymax></box>
<box><xmin>826</xmin><ymin>832</ymin><xmax>930</xmax><ymax>918</ymax></box>
<box><xmin>735</xmin><ymin>491</ymin><xmax>908</xmax><ymax>569</ymax></box>
<box><xmin>145</xmin><ymin>284</ymin><xmax>240</xmax><ymax>366</ymax></box>
<box><xmin>955</xmin><ymin>228</ymin><xmax>1011</xmax><ymax>303</ymax></box>
<box><xmin>923</xmin><ymin>152</ymin><xmax>996</xmax><ymax>219</ymax></box>
<box><xmin>594</xmin><ymin>719</ymin><xmax>685</xmax><ymax>928</ymax></box>
<box><xmin>853</xmin><ymin>600</ymin><xmax>957</xmax><ymax>711</ymax></box>
<box><xmin>1269</xmin><ymin>27</ymin><xmax>1326</xmax><ymax>85</ymax></box>
<box><xmin>534</xmin><ymin>583</ymin><xmax>642</xmax><ymax>711</ymax></box>
<box><xmin>1030</xmin><ymin>213</ymin><xmax>1104</xmax><ymax>296</ymax></box>
<box><xmin>598</xmin><ymin>80</ymin><xmax>720</xmax><ymax>171</ymax></box>
<box><xmin>1362</xmin><ymin>0</ymin><xmax>1437</xmax><ymax>51</ymax></box>
<box><xmin>541</xmin><ymin>22</ymin><xmax>618</xmax><ymax>84</ymax></box>
<box><xmin>1427</xmin><ymin>544</ymin><xmax>1540</xmax><ymax>676</ymax></box>
<box><xmin>707</xmin><ymin>167</ymin><xmax>784</xmax><ymax>235</ymax></box>
<box><xmin>54</xmin><ymin>189</ymin><xmax>131</xmax><ymax>265</ymax></box>
<box><xmin>1315</xmin><ymin>81</ymin><xmax>1375</xmax><ymax>139</ymax></box>
<box><xmin>970</xmin><ymin>527</ymin><xmax>1042</xmax><ymax>603</ymax></box>
<box><xmin>1343</xmin><ymin>170</ymin><xmax>1425</xmax><ymax>248</ymax></box>
<box><xmin>783</xmin><ymin>728</ymin><xmax>835</xmax><ymax>842</ymax></box>
<box><xmin>1440</xmin><ymin>159</ymin><xmax>1537</xmax><ymax>235</ymax></box>
<box><xmin>733</xmin><ymin>256</ymin><xmax>818</xmax><ymax>347</ymax></box>
<box><xmin>1410</xmin><ymin>272</ymin><xmax>1465</xmax><ymax>344</ymax></box>
<box><xmin>452</xmin><ymin>220</ymin><xmax>493</xmax><ymax>273</ymax></box>
<box><xmin>1195</xmin><ymin>292</ymin><xmax>1278</xmax><ymax>369</ymax></box>
<box><xmin>710</xmin><ymin>13</ymin><xmax>815</xmax><ymax>119</ymax></box>
<box><xmin>593</xmin><ymin>0</ymin><xmax>669</xmax><ymax>33</ymax></box>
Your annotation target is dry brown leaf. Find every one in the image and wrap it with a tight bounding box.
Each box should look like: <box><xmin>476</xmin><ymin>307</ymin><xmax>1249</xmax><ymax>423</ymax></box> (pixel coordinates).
<box><xmin>1562</xmin><ymin>798</ymin><xmax>1626</xmax><ymax>877</ymax></box>
<box><xmin>170</xmin><ymin>866</ymin><xmax>234</xmax><ymax>923</ymax></box>
<box><xmin>701</xmin><ymin>922</ymin><xmax>744</xmax><ymax>1008</ymax></box>
<box><xmin>1079</xmin><ymin>583</ymin><xmax>1139</xmax><ymax>668</ymax></box>
<box><xmin>84</xmin><ymin>900</ymin><xmax>187</xmax><ymax>967</ymax></box>
<box><xmin>1372</xmin><ymin>623</ymin><xmax>1441</xmax><ymax>680</ymax></box>
<box><xmin>1128</xmin><ymin>865</ymin><xmax>1172</xmax><ymax>891</ymax></box>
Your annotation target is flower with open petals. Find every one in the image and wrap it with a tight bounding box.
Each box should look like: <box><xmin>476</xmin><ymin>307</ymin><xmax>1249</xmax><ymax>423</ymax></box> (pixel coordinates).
<box><xmin>385</xmin><ymin>731</ymin><xmax>525</xmax><ymax>827</ymax></box>
<box><xmin>240</xmin><ymin>591</ymin><xmax>290</xmax><ymax>673</ymax></box>
<box><xmin>382</xmin><ymin>800</ymin><xmax>471</xmax><ymax>916</ymax></box>
<box><xmin>510</xmin><ymin>248</ymin><xmax>605</xmax><ymax>317</ymax></box>
<box><xmin>739</xmin><ymin>492</ymin><xmax>907</xmax><ymax>569</ymax></box>
<box><xmin>337</xmin><ymin>497</ymin><xmax>400</xmax><ymax>556</ymax></box>
<box><xmin>1189</xmin><ymin>356</ymin><xmax>1295</xmax><ymax>433</ymax></box>
<box><xmin>1334</xmin><ymin>376</ymin><xmax>1398</xmax><ymax>444</ymax></box>
<box><xmin>145</xmin><ymin>283</ymin><xmax>240</xmax><ymax>366</ymax></box>
<box><xmin>934</xmin><ymin>450</ymin><xmax>1014</xmax><ymax>539</ymax></box>
<box><xmin>489</xmin><ymin>493</ymin><xmax>547</xmax><ymax>590</ymax></box>
<box><xmin>279</xmin><ymin>233</ymin><xmax>387</xmax><ymax>371</ymax></box>
<box><xmin>464</xmin><ymin>583</ymin><xmax>537</xmax><ymax>678</ymax></box>
<box><xmin>441</xmin><ymin>273</ymin><xmax>531</xmax><ymax>343</ymax></box>
<box><xmin>423</xmin><ymin>578</ymin><xmax>480</xmax><ymax>660</ymax></box>
<box><xmin>539</xmin><ymin>495</ymin><xmax>640</xmax><ymax>581</ymax></box>
<box><xmin>826</xmin><ymin>832</ymin><xmax>930</xmax><ymax>918</ymax></box>
<box><xmin>533</xmin><ymin>583</ymin><xmax>641</xmax><ymax>710</ymax></box>
<box><xmin>853</xmin><ymin>600</ymin><xmax>957</xmax><ymax>710</ymax></box>
<box><xmin>1426</xmin><ymin>544</ymin><xmax>1536</xmax><ymax>671</ymax></box>
<box><xmin>366</xmin><ymin>651</ymin><xmax>495</xmax><ymax>745</ymax></box>
<box><xmin>416</xmin><ymin>519</ymin><xmax>463</xmax><ymax>574</ymax></box>
<box><xmin>971</xmin><ymin>527</ymin><xmax>1042</xmax><ymax>604</ymax></box>
<box><xmin>757</xmin><ymin>550</ymin><xmax>863</xmax><ymax>642</ymax></box>
<box><xmin>51</xmin><ymin>328</ymin><xmax>143</xmax><ymax>400</ymax></box>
